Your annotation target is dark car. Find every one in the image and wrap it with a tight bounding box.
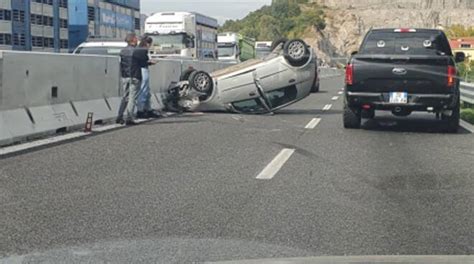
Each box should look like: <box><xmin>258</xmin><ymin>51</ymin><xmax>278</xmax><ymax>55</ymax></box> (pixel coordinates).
<box><xmin>343</xmin><ymin>28</ymin><xmax>466</xmax><ymax>132</ymax></box>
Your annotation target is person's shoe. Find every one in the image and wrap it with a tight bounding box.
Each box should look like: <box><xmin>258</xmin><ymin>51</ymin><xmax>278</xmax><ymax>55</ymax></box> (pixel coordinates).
<box><xmin>136</xmin><ymin>111</ymin><xmax>148</xmax><ymax>119</ymax></box>
<box><xmin>125</xmin><ymin>120</ymin><xmax>138</xmax><ymax>126</ymax></box>
<box><xmin>116</xmin><ymin>118</ymin><xmax>125</xmax><ymax>124</ymax></box>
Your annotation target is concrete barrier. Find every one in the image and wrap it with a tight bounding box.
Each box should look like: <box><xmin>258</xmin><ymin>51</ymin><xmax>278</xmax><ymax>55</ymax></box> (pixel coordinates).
<box><xmin>0</xmin><ymin>51</ymin><xmax>120</xmax><ymax>146</ymax></box>
<box><xmin>0</xmin><ymin>52</ymin><xmax>234</xmax><ymax>147</ymax></box>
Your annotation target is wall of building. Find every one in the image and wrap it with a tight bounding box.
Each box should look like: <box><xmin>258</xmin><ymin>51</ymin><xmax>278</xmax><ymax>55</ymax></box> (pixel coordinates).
<box><xmin>68</xmin><ymin>0</ymin><xmax>141</xmax><ymax>51</ymax></box>
<box><xmin>0</xmin><ymin>0</ymin><xmax>68</xmax><ymax>52</ymax></box>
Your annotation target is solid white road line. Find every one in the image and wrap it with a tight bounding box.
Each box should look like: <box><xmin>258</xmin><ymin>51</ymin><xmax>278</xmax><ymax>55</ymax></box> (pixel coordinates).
<box><xmin>92</xmin><ymin>124</ymin><xmax>123</xmax><ymax>132</ymax></box>
<box><xmin>323</xmin><ymin>104</ymin><xmax>333</xmax><ymax>111</ymax></box>
<box><xmin>305</xmin><ymin>118</ymin><xmax>321</xmax><ymax>129</ymax></box>
<box><xmin>332</xmin><ymin>96</ymin><xmax>339</xmax><ymax>101</ymax></box>
<box><xmin>256</xmin><ymin>148</ymin><xmax>296</xmax><ymax>180</ymax></box>
<box><xmin>0</xmin><ymin>132</ymin><xmax>90</xmax><ymax>156</ymax></box>
<box><xmin>460</xmin><ymin>120</ymin><xmax>474</xmax><ymax>133</ymax></box>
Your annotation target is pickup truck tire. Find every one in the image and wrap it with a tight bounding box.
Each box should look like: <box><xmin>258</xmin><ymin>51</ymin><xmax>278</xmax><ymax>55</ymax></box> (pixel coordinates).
<box><xmin>189</xmin><ymin>71</ymin><xmax>213</xmax><ymax>94</ymax></box>
<box><xmin>284</xmin><ymin>39</ymin><xmax>311</xmax><ymax>67</ymax></box>
<box><xmin>343</xmin><ymin>105</ymin><xmax>361</xmax><ymax>129</ymax></box>
<box><xmin>442</xmin><ymin>103</ymin><xmax>460</xmax><ymax>133</ymax></box>
<box><xmin>362</xmin><ymin>109</ymin><xmax>375</xmax><ymax>119</ymax></box>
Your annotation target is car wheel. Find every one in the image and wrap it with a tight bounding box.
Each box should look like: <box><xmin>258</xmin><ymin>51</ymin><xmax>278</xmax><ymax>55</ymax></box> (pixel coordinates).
<box><xmin>343</xmin><ymin>104</ymin><xmax>361</xmax><ymax>129</ymax></box>
<box><xmin>271</xmin><ymin>38</ymin><xmax>288</xmax><ymax>51</ymax></box>
<box><xmin>189</xmin><ymin>70</ymin><xmax>213</xmax><ymax>94</ymax></box>
<box><xmin>180</xmin><ymin>68</ymin><xmax>196</xmax><ymax>81</ymax></box>
<box><xmin>284</xmin><ymin>39</ymin><xmax>311</xmax><ymax>67</ymax></box>
<box><xmin>442</xmin><ymin>103</ymin><xmax>460</xmax><ymax>133</ymax></box>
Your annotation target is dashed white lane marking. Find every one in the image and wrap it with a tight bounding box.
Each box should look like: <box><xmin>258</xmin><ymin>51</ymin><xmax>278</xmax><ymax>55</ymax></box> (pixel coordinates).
<box><xmin>338</xmin><ymin>91</ymin><xmax>343</xmax><ymax>95</ymax></box>
<box><xmin>256</xmin><ymin>148</ymin><xmax>296</xmax><ymax>180</ymax></box>
<box><xmin>323</xmin><ymin>104</ymin><xmax>333</xmax><ymax>111</ymax></box>
<box><xmin>305</xmin><ymin>118</ymin><xmax>321</xmax><ymax>129</ymax></box>
<box><xmin>332</xmin><ymin>96</ymin><xmax>339</xmax><ymax>101</ymax></box>
<box><xmin>460</xmin><ymin>120</ymin><xmax>474</xmax><ymax>133</ymax></box>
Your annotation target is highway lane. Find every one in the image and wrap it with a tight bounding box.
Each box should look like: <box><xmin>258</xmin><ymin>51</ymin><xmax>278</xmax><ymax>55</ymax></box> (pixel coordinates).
<box><xmin>0</xmin><ymin>75</ymin><xmax>473</xmax><ymax>263</ymax></box>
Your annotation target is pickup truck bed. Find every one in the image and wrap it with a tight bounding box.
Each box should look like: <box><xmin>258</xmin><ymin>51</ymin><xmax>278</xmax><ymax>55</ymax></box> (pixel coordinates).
<box><xmin>343</xmin><ymin>28</ymin><xmax>465</xmax><ymax>132</ymax></box>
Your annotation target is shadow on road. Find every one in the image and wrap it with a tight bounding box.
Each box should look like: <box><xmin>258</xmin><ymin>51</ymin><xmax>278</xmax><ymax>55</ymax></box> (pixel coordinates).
<box><xmin>362</xmin><ymin>117</ymin><xmax>471</xmax><ymax>134</ymax></box>
<box><xmin>275</xmin><ymin>109</ymin><xmax>343</xmax><ymax>116</ymax></box>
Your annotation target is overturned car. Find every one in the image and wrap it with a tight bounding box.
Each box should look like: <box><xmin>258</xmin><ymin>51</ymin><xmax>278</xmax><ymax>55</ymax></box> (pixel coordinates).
<box><xmin>166</xmin><ymin>39</ymin><xmax>318</xmax><ymax>114</ymax></box>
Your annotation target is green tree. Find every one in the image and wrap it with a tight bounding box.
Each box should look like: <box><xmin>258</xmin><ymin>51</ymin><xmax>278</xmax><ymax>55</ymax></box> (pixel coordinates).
<box><xmin>220</xmin><ymin>0</ymin><xmax>326</xmax><ymax>41</ymax></box>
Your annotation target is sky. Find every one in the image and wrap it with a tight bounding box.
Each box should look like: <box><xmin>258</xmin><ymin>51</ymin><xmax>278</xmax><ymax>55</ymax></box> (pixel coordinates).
<box><xmin>141</xmin><ymin>0</ymin><xmax>272</xmax><ymax>24</ymax></box>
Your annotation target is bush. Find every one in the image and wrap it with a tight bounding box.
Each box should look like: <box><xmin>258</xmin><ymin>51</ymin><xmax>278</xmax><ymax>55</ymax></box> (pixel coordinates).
<box><xmin>461</xmin><ymin>108</ymin><xmax>474</xmax><ymax>124</ymax></box>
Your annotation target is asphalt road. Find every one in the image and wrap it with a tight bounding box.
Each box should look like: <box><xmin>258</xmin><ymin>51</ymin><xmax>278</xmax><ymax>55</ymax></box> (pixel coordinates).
<box><xmin>1</xmin><ymin>75</ymin><xmax>473</xmax><ymax>263</ymax></box>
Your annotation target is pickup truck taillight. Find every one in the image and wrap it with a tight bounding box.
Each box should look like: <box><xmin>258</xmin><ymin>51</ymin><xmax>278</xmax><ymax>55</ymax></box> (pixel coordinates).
<box><xmin>345</xmin><ymin>64</ymin><xmax>354</xmax><ymax>85</ymax></box>
<box><xmin>447</xmin><ymin>66</ymin><xmax>456</xmax><ymax>87</ymax></box>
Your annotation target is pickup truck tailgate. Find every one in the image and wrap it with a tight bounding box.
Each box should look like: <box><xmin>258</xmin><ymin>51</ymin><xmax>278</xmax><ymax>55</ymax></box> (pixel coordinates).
<box><xmin>351</xmin><ymin>55</ymin><xmax>451</xmax><ymax>94</ymax></box>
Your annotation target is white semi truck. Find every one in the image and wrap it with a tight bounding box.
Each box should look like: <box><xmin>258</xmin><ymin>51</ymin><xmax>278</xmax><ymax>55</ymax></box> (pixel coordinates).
<box><xmin>145</xmin><ymin>12</ymin><xmax>219</xmax><ymax>60</ymax></box>
<box><xmin>217</xmin><ymin>32</ymin><xmax>255</xmax><ymax>63</ymax></box>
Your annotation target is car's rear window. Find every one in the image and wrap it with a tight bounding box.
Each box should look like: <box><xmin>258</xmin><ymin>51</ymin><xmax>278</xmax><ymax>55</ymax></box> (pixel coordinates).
<box><xmin>360</xmin><ymin>31</ymin><xmax>452</xmax><ymax>56</ymax></box>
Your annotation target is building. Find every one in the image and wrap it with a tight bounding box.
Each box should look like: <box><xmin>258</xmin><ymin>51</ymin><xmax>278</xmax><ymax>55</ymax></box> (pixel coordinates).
<box><xmin>0</xmin><ymin>0</ymin><xmax>69</xmax><ymax>52</ymax></box>
<box><xmin>68</xmin><ymin>0</ymin><xmax>141</xmax><ymax>52</ymax></box>
<box><xmin>449</xmin><ymin>38</ymin><xmax>474</xmax><ymax>62</ymax></box>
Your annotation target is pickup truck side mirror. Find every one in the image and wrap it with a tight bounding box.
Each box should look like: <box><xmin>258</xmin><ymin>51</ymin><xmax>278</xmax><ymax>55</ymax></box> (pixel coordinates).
<box><xmin>351</xmin><ymin>51</ymin><xmax>358</xmax><ymax>56</ymax></box>
<box><xmin>455</xmin><ymin>52</ymin><xmax>466</xmax><ymax>63</ymax></box>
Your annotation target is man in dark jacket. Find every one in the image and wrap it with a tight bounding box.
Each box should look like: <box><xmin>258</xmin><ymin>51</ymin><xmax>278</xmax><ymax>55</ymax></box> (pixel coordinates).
<box><xmin>116</xmin><ymin>33</ymin><xmax>150</xmax><ymax>125</ymax></box>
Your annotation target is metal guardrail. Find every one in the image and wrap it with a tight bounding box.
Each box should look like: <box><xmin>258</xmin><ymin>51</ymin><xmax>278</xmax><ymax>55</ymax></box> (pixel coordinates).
<box><xmin>460</xmin><ymin>82</ymin><xmax>474</xmax><ymax>105</ymax></box>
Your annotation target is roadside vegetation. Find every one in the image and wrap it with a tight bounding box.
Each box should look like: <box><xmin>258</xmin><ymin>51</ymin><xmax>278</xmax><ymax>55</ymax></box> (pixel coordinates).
<box><xmin>461</xmin><ymin>103</ymin><xmax>474</xmax><ymax>125</ymax></box>
<box><xmin>220</xmin><ymin>0</ymin><xmax>326</xmax><ymax>41</ymax></box>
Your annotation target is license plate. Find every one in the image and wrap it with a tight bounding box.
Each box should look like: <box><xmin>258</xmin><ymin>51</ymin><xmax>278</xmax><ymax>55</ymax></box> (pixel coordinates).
<box><xmin>389</xmin><ymin>92</ymin><xmax>408</xmax><ymax>104</ymax></box>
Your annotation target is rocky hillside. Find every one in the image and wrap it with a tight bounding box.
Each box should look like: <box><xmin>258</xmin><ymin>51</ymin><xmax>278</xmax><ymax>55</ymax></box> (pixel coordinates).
<box><xmin>304</xmin><ymin>0</ymin><xmax>474</xmax><ymax>64</ymax></box>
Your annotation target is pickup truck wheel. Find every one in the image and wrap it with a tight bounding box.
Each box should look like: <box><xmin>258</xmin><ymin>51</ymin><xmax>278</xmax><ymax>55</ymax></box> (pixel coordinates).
<box><xmin>284</xmin><ymin>39</ymin><xmax>311</xmax><ymax>67</ymax></box>
<box><xmin>442</xmin><ymin>104</ymin><xmax>460</xmax><ymax>133</ymax></box>
<box><xmin>362</xmin><ymin>109</ymin><xmax>375</xmax><ymax>119</ymax></box>
<box><xmin>189</xmin><ymin>71</ymin><xmax>213</xmax><ymax>94</ymax></box>
<box><xmin>343</xmin><ymin>105</ymin><xmax>361</xmax><ymax>129</ymax></box>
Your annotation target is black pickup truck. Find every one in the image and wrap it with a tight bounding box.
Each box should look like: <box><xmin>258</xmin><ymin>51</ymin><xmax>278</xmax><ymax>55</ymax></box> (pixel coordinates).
<box><xmin>344</xmin><ymin>28</ymin><xmax>466</xmax><ymax>132</ymax></box>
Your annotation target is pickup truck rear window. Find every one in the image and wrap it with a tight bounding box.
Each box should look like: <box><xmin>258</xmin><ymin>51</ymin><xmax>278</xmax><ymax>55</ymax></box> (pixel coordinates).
<box><xmin>360</xmin><ymin>32</ymin><xmax>452</xmax><ymax>56</ymax></box>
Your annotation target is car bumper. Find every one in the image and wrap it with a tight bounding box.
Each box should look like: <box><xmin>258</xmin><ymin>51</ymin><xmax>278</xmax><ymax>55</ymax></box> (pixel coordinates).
<box><xmin>346</xmin><ymin>92</ymin><xmax>457</xmax><ymax>111</ymax></box>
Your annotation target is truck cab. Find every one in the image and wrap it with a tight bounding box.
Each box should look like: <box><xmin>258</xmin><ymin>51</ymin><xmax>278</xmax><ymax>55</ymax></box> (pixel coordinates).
<box><xmin>218</xmin><ymin>32</ymin><xmax>255</xmax><ymax>63</ymax></box>
<box><xmin>145</xmin><ymin>12</ymin><xmax>219</xmax><ymax>60</ymax></box>
<box><xmin>218</xmin><ymin>32</ymin><xmax>240</xmax><ymax>62</ymax></box>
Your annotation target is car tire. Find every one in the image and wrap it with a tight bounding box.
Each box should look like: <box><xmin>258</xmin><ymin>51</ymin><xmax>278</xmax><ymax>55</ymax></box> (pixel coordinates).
<box><xmin>343</xmin><ymin>104</ymin><xmax>361</xmax><ymax>129</ymax></box>
<box><xmin>188</xmin><ymin>70</ymin><xmax>213</xmax><ymax>94</ymax></box>
<box><xmin>271</xmin><ymin>38</ymin><xmax>288</xmax><ymax>51</ymax></box>
<box><xmin>283</xmin><ymin>39</ymin><xmax>311</xmax><ymax>67</ymax></box>
<box><xmin>442</xmin><ymin>102</ymin><xmax>460</xmax><ymax>133</ymax></box>
<box><xmin>180</xmin><ymin>68</ymin><xmax>196</xmax><ymax>81</ymax></box>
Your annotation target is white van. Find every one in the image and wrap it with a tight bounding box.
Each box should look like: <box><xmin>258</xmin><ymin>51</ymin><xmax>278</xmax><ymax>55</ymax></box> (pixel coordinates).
<box><xmin>73</xmin><ymin>41</ymin><xmax>128</xmax><ymax>56</ymax></box>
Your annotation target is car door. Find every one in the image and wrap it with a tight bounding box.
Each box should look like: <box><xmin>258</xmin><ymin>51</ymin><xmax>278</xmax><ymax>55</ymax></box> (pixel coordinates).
<box><xmin>216</xmin><ymin>68</ymin><xmax>270</xmax><ymax>114</ymax></box>
<box><xmin>255</xmin><ymin>56</ymin><xmax>315</xmax><ymax>110</ymax></box>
